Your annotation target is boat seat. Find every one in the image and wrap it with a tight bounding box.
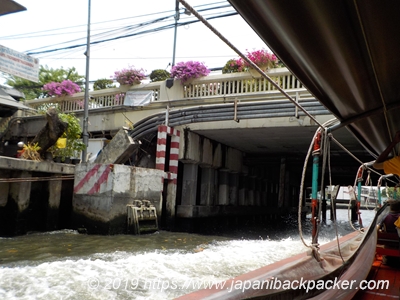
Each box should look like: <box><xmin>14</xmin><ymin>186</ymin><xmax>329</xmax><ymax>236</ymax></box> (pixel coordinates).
<box><xmin>376</xmin><ymin>231</ymin><xmax>400</xmax><ymax>257</ymax></box>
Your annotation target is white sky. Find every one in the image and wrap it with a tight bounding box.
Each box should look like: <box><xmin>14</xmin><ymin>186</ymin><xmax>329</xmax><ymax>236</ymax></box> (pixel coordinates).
<box><xmin>0</xmin><ymin>0</ymin><xmax>269</xmax><ymax>84</ymax></box>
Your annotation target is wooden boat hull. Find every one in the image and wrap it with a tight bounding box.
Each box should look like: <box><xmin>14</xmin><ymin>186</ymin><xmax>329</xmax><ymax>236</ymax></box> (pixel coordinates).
<box><xmin>177</xmin><ymin>206</ymin><xmax>387</xmax><ymax>300</ymax></box>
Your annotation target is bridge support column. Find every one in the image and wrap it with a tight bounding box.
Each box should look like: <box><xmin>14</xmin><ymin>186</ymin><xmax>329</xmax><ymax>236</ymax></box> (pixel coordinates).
<box><xmin>255</xmin><ymin>178</ymin><xmax>261</xmax><ymax>206</ymax></box>
<box><xmin>218</xmin><ymin>169</ymin><xmax>229</xmax><ymax>205</ymax></box>
<box><xmin>200</xmin><ymin>166</ymin><xmax>215</xmax><ymax>206</ymax></box>
<box><xmin>181</xmin><ymin>163</ymin><xmax>198</xmax><ymax>206</ymax></box>
<box><xmin>238</xmin><ymin>173</ymin><xmax>248</xmax><ymax>206</ymax></box>
<box><xmin>9</xmin><ymin>171</ymin><xmax>32</xmax><ymax>235</ymax></box>
<box><xmin>46</xmin><ymin>176</ymin><xmax>62</xmax><ymax>230</ymax></box>
<box><xmin>0</xmin><ymin>171</ymin><xmax>9</xmax><ymax>207</ymax></box>
<box><xmin>278</xmin><ymin>158</ymin><xmax>286</xmax><ymax>208</ymax></box>
<box><xmin>261</xmin><ymin>179</ymin><xmax>267</xmax><ymax>206</ymax></box>
<box><xmin>229</xmin><ymin>172</ymin><xmax>238</xmax><ymax>206</ymax></box>
<box><xmin>248</xmin><ymin>176</ymin><xmax>255</xmax><ymax>205</ymax></box>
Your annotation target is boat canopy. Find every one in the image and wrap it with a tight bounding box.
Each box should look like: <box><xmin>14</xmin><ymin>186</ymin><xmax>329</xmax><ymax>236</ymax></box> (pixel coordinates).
<box><xmin>0</xmin><ymin>88</ymin><xmax>30</xmax><ymax>117</ymax></box>
<box><xmin>228</xmin><ymin>0</ymin><xmax>400</xmax><ymax>158</ymax></box>
<box><xmin>0</xmin><ymin>0</ymin><xmax>26</xmax><ymax>17</ymax></box>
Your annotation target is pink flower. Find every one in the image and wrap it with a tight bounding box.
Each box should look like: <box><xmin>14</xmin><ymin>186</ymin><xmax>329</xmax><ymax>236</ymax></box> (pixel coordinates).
<box><xmin>112</xmin><ymin>65</ymin><xmax>146</xmax><ymax>85</ymax></box>
<box><xmin>170</xmin><ymin>61</ymin><xmax>210</xmax><ymax>84</ymax></box>
<box><xmin>43</xmin><ymin>80</ymin><xmax>81</xmax><ymax>96</ymax></box>
<box><xmin>237</xmin><ymin>49</ymin><xmax>278</xmax><ymax>71</ymax></box>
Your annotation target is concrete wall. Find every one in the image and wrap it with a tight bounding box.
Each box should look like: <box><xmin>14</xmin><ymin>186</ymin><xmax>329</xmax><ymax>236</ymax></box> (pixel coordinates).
<box><xmin>0</xmin><ymin>157</ymin><xmax>75</xmax><ymax>236</ymax></box>
<box><xmin>72</xmin><ymin>163</ymin><xmax>164</xmax><ymax>234</ymax></box>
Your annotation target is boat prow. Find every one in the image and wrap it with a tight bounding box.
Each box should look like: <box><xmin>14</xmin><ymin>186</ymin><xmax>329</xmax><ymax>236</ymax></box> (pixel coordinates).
<box><xmin>176</xmin><ymin>206</ymin><xmax>390</xmax><ymax>300</ymax></box>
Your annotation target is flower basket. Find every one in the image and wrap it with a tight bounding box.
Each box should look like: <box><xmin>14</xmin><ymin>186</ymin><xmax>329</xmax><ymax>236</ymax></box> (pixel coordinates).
<box><xmin>249</xmin><ymin>63</ymin><xmax>270</xmax><ymax>78</ymax></box>
<box><xmin>235</xmin><ymin>49</ymin><xmax>278</xmax><ymax>76</ymax></box>
<box><xmin>113</xmin><ymin>66</ymin><xmax>146</xmax><ymax>86</ymax></box>
<box><xmin>117</xmin><ymin>79</ymin><xmax>141</xmax><ymax>86</ymax></box>
<box><xmin>42</xmin><ymin>80</ymin><xmax>81</xmax><ymax>97</ymax></box>
<box><xmin>170</xmin><ymin>61</ymin><xmax>210</xmax><ymax>84</ymax></box>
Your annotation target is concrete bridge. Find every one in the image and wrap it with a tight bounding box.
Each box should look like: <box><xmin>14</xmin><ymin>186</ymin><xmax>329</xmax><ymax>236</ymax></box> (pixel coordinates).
<box><xmin>0</xmin><ymin>68</ymin><xmax>373</xmax><ymax>234</ymax></box>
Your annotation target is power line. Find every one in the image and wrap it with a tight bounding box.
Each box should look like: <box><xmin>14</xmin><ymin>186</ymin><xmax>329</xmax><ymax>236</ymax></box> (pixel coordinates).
<box><xmin>0</xmin><ymin>1</ymin><xmax>230</xmax><ymax>40</ymax></box>
<box><xmin>26</xmin><ymin>12</ymin><xmax>238</xmax><ymax>56</ymax></box>
<box><xmin>24</xmin><ymin>5</ymin><xmax>234</xmax><ymax>55</ymax></box>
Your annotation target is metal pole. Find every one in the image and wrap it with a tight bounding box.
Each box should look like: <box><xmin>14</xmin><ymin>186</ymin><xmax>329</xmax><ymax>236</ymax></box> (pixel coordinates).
<box><xmin>172</xmin><ymin>0</ymin><xmax>180</xmax><ymax>66</ymax></box>
<box><xmin>82</xmin><ymin>0</ymin><xmax>91</xmax><ymax>162</ymax></box>
<box><xmin>378</xmin><ymin>185</ymin><xmax>381</xmax><ymax>206</ymax></box>
<box><xmin>311</xmin><ymin>131</ymin><xmax>321</xmax><ymax>245</ymax></box>
<box><xmin>356</xmin><ymin>168</ymin><xmax>363</xmax><ymax>228</ymax></box>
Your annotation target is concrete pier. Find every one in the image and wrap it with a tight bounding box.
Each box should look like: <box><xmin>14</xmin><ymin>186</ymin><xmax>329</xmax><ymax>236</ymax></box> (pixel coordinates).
<box><xmin>0</xmin><ymin>124</ymin><xmax>309</xmax><ymax>236</ymax></box>
<box><xmin>72</xmin><ymin>163</ymin><xmax>164</xmax><ymax>234</ymax></box>
<box><xmin>0</xmin><ymin>157</ymin><xmax>75</xmax><ymax>236</ymax></box>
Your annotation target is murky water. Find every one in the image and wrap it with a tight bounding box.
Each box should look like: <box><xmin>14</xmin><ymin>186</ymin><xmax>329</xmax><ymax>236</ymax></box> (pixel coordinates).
<box><xmin>0</xmin><ymin>209</ymin><xmax>376</xmax><ymax>300</ymax></box>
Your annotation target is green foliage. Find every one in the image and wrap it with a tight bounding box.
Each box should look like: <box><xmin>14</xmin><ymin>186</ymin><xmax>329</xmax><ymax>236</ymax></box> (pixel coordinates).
<box><xmin>93</xmin><ymin>78</ymin><xmax>115</xmax><ymax>90</ymax></box>
<box><xmin>48</xmin><ymin>113</ymin><xmax>86</xmax><ymax>161</ymax></box>
<box><xmin>382</xmin><ymin>187</ymin><xmax>400</xmax><ymax>200</ymax></box>
<box><xmin>222</xmin><ymin>59</ymin><xmax>242</xmax><ymax>74</ymax></box>
<box><xmin>5</xmin><ymin>65</ymin><xmax>85</xmax><ymax>100</ymax></box>
<box><xmin>149</xmin><ymin>69</ymin><xmax>171</xmax><ymax>82</ymax></box>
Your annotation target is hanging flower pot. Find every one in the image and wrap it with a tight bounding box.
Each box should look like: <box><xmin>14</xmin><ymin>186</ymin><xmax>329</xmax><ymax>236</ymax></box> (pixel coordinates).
<box><xmin>42</xmin><ymin>80</ymin><xmax>81</xmax><ymax>97</ymax></box>
<box><xmin>113</xmin><ymin>65</ymin><xmax>146</xmax><ymax>86</ymax></box>
<box><xmin>249</xmin><ymin>63</ymin><xmax>269</xmax><ymax>78</ymax></box>
<box><xmin>119</xmin><ymin>84</ymin><xmax>131</xmax><ymax>92</ymax></box>
<box><xmin>234</xmin><ymin>49</ymin><xmax>278</xmax><ymax>77</ymax></box>
<box><xmin>117</xmin><ymin>79</ymin><xmax>141</xmax><ymax>86</ymax></box>
<box><xmin>170</xmin><ymin>61</ymin><xmax>211</xmax><ymax>84</ymax></box>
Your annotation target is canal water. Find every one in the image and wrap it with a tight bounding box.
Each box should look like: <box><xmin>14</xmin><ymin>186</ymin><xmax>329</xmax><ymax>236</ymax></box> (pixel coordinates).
<box><xmin>0</xmin><ymin>209</ymin><xmax>376</xmax><ymax>300</ymax></box>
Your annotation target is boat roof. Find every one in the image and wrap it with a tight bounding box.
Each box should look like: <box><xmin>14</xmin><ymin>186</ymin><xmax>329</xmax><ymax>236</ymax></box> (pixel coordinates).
<box><xmin>228</xmin><ymin>0</ymin><xmax>400</xmax><ymax>158</ymax></box>
<box><xmin>0</xmin><ymin>88</ymin><xmax>30</xmax><ymax>117</ymax></box>
<box><xmin>0</xmin><ymin>0</ymin><xmax>26</xmax><ymax>16</ymax></box>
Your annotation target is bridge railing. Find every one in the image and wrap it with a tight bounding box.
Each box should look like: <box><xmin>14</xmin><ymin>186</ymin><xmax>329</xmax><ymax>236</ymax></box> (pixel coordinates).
<box><xmin>26</xmin><ymin>68</ymin><xmax>310</xmax><ymax>113</ymax></box>
<box><xmin>182</xmin><ymin>68</ymin><xmax>305</xmax><ymax>99</ymax></box>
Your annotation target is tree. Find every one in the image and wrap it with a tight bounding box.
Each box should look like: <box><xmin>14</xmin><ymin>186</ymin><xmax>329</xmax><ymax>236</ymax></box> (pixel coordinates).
<box><xmin>93</xmin><ymin>78</ymin><xmax>115</xmax><ymax>90</ymax></box>
<box><xmin>4</xmin><ymin>65</ymin><xmax>85</xmax><ymax>100</ymax></box>
<box><xmin>149</xmin><ymin>69</ymin><xmax>170</xmax><ymax>82</ymax></box>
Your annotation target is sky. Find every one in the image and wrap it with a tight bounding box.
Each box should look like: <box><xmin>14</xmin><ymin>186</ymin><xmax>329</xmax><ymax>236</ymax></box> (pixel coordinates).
<box><xmin>0</xmin><ymin>0</ymin><xmax>270</xmax><ymax>85</ymax></box>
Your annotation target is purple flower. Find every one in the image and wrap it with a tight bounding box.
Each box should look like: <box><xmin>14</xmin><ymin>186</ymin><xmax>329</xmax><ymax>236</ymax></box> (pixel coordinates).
<box><xmin>43</xmin><ymin>80</ymin><xmax>81</xmax><ymax>96</ymax></box>
<box><xmin>170</xmin><ymin>61</ymin><xmax>210</xmax><ymax>84</ymax></box>
<box><xmin>112</xmin><ymin>65</ymin><xmax>146</xmax><ymax>85</ymax></box>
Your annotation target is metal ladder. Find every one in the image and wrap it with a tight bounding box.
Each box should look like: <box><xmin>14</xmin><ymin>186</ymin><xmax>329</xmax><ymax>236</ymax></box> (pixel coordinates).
<box><xmin>127</xmin><ymin>200</ymin><xmax>158</xmax><ymax>234</ymax></box>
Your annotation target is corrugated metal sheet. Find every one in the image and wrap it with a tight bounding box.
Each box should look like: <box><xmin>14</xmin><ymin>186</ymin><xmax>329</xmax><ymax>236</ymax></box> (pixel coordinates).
<box><xmin>228</xmin><ymin>0</ymin><xmax>400</xmax><ymax>157</ymax></box>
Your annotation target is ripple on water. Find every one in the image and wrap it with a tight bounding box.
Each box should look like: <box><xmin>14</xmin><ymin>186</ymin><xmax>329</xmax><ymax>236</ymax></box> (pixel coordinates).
<box><xmin>0</xmin><ymin>209</ymin><xmax>377</xmax><ymax>299</ymax></box>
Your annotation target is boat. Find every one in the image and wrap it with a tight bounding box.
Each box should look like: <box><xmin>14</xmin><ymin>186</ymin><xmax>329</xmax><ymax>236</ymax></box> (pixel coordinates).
<box><xmin>176</xmin><ymin>205</ymin><xmax>388</xmax><ymax>300</ymax></box>
<box><xmin>176</xmin><ymin>0</ymin><xmax>400</xmax><ymax>299</ymax></box>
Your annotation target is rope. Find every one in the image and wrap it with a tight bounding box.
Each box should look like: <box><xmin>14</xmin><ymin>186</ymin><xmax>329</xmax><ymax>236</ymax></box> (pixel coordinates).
<box><xmin>316</xmin><ymin>129</ymin><xmax>345</xmax><ymax>263</ymax></box>
<box><xmin>298</xmin><ymin>128</ymin><xmax>321</xmax><ymax>249</ymax></box>
<box><xmin>329</xmin><ymin>134</ymin><xmax>399</xmax><ymax>185</ymax></box>
<box><xmin>324</xmin><ymin>129</ymin><xmax>345</xmax><ymax>263</ymax></box>
<box><xmin>363</xmin><ymin>170</ymin><xmax>378</xmax><ymax>211</ymax></box>
<box><xmin>298</xmin><ymin>118</ymin><xmax>339</xmax><ymax>253</ymax></box>
<box><xmin>178</xmin><ymin>0</ymin><xmax>326</xmax><ymax>129</ymax></box>
<box><xmin>345</xmin><ymin>165</ymin><xmax>365</xmax><ymax>232</ymax></box>
<box><xmin>314</xmin><ymin>128</ymin><xmax>329</xmax><ymax>242</ymax></box>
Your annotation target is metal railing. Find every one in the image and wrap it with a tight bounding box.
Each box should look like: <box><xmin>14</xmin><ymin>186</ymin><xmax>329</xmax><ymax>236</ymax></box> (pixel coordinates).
<box><xmin>26</xmin><ymin>68</ymin><xmax>310</xmax><ymax>113</ymax></box>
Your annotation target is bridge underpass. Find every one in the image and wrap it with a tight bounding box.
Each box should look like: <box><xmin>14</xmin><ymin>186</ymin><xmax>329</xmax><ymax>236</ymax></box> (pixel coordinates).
<box><xmin>3</xmin><ymin>69</ymin><xmax>380</xmax><ymax>234</ymax></box>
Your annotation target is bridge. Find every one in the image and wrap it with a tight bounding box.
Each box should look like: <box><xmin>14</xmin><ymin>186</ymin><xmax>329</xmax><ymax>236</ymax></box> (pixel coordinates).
<box><xmin>13</xmin><ymin>67</ymin><xmax>372</xmax><ymax>177</ymax></box>
<box><xmin>1</xmin><ymin>68</ymin><xmax>375</xmax><ymax>234</ymax></box>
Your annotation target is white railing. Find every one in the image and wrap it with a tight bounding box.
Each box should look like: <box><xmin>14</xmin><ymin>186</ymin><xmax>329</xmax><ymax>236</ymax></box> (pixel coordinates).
<box><xmin>27</xmin><ymin>83</ymin><xmax>161</xmax><ymax>112</ymax></box>
<box><xmin>26</xmin><ymin>68</ymin><xmax>309</xmax><ymax>113</ymax></box>
<box><xmin>183</xmin><ymin>68</ymin><xmax>304</xmax><ymax>98</ymax></box>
